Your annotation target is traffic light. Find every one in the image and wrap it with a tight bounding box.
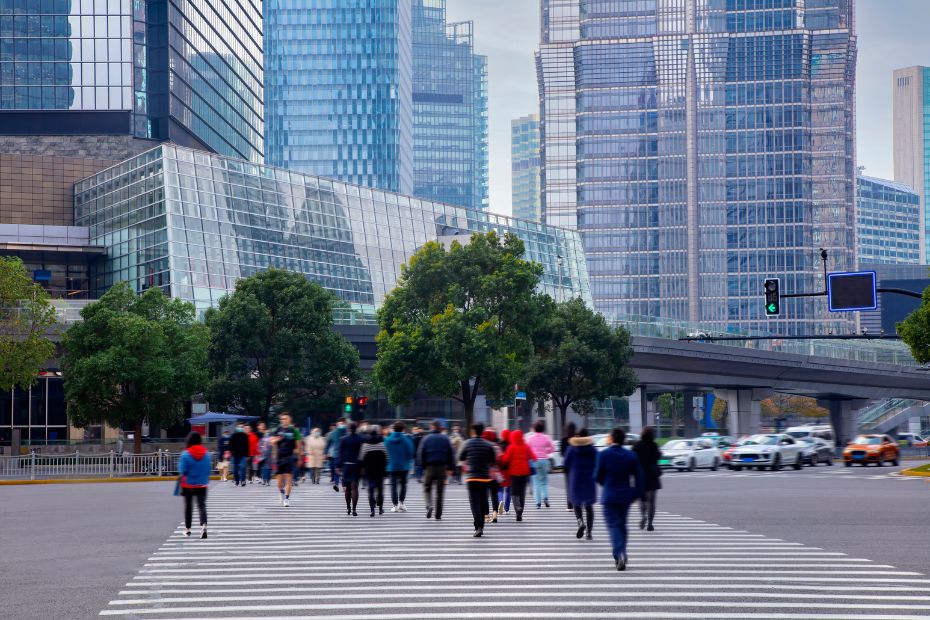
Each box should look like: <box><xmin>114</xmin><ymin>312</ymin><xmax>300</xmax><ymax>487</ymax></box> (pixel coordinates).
<box><xmin>357</xmin><ymin>396</ymin><xmax>369</xmax><ymax>415</ymax></box>
<box><xmin>343</xmin><ymin>395</ymin><xmax>354</xmax><ymax>414</ymax></box>
<box><xmin>764</xmin><ymin>278</ymin><xmax>781</xmax><ymax>316</ymax></box>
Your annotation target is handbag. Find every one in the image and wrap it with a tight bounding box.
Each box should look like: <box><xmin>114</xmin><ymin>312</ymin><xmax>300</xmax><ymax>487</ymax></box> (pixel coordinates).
<box><xmin>173</xmin><ymin>476</ymin><xmax>182</xmax><ymax>496</ymax></box>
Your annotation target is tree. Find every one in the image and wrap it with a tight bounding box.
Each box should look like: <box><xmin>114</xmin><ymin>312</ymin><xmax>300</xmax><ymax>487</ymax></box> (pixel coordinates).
<box><xmin>657</xmin><ymin>392</ymin><xmax>684</xmax><ymax>436</ymax></box>
<box><xmin>523</xmin><ymin>297</ymin><xmax>637</xmax><ymax>432</ymax></box>
<box><xmin>899</xmin><ymin>286</ymin><xmax>930</xmax><ymax>364</ymax></box>
<box><xmin>0</xmin><ymin>257</ymin><xmax>56</xmax><ymax>392</ymax></box>
<box><xmin>760</xmin><ymin>393</ymin><xmax>827</xmax><ymax>424</ymax></box>
<box><xmin>62</xmin><ymin>283</ymin><xmax>209</xmax><ymax>453</ymax></box>
<box><xmin>206</xmin><ymin>269</ymin><xmax>360</xmax><ymax>420</ymax></box>
<box><xmin>375</xmin><ymin>231</ymin><xmax>543</xmax><ymax>427</ymax></box>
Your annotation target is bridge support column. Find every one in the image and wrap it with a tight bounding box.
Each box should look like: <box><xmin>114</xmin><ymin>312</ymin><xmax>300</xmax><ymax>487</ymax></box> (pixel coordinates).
<box><xmin>627</xmin><ymin>387</ymin><xmax>647</xmax><ymax>434</ymax></box>
<box><xmin>817</xmin><ymin>399</ymin><xmax>869</xmax><ymax>447</ymax></box>
<box><xmin>715</xmin><ymin>389</ymin><xmax>771</xmax><ymax>436</ymax></box>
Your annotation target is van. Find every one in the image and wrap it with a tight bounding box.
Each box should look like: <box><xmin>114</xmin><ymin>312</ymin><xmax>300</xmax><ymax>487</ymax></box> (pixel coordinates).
<box><xmin>785</xmin><ymin>425</ymin><xmax>835</xmax><ymax>448</ymax></box>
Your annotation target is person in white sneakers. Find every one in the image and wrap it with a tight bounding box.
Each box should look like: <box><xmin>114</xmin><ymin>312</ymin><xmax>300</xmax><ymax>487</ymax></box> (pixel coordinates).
<box><xmin>270</xmin><ymin>412</ymin><xmax>302</xmax><ymax>507</ymax></box>
<box><xmin>385</xmin><ymin>421</ymin><xmax>415</xmax><ymax>512</ymax></box>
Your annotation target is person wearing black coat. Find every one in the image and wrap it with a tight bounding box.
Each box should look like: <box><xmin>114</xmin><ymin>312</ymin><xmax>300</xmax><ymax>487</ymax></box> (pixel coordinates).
<box><xmin>338</xmin><ymin>423</ymin><xmax>365</xmax><ymax>516</ymax></box>
<box><xmin>359</xmin><ymin>425</ymin><xmax>388</xmax><ymax>517</ymax></box>
<box><xmin>560</xmin><ymin>422</ymin><xmax>577</xmax><ymax>511</ymax></box>
<box><xmin>563</xmin><ymin>427</ymin><xmax>597</xmax><ymax>540</ymax></box>
<box><xmin>227</xmin><ymin>426</ymin><xmax>250</xmax><ymax>487</ymax></box>
<box><xmin>632</xmin><ymin>426</ymin><xmax>662</xmax><ymax>532</ymax></box>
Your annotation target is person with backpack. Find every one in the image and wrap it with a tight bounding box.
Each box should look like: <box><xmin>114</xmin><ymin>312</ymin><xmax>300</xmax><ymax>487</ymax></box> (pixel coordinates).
<box><xmin>501</xmin><ymin>430</ymin><xmax>535</xmax><ymax>522</ymax></box>
<box><xmin>385</xmin><ymin>421</ymin><xmax>415</xmax><ymax>512</ymax></box>
<box><xmin>564</xmin><ymin>427</ymin><xmax>597</xmax><ymax>540</ymax></box>
<box><xmin>178</xmin><ymin>432</ymin><xmax>211</xmax><ymax>539</ymax></box>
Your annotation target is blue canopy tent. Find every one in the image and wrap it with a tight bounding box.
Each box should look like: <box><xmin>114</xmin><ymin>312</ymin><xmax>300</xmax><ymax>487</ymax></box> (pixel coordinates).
<box><xmin>188</xmin><ymin>412</ymin><xmax>258</xmax><ymax>425</ymax></box>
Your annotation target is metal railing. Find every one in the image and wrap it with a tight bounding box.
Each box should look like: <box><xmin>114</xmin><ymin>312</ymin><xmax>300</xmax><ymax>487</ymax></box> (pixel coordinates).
<box><xmin>858</xmin><ymin>398</ymin><xmax>920</xmax><ymax>429</ymax></box>
<box><xmin>0</xmin><ymin>450</ymin><xmax>182</xmax><ymax>480</ymax></box>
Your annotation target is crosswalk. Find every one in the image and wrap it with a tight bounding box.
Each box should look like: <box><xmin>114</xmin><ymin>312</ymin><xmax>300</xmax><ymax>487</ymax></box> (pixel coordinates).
<box><xmin>101</xmin><ymin>481</ymin><xmax>930</xmax><ymax>619</ymax></box>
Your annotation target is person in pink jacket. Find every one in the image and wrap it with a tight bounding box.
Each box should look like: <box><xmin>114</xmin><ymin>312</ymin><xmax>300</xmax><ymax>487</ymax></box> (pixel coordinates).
<box><xmin>526</xmin><ymin>420</ymin><xmax>556</xmax><ymax>508</ymax></box>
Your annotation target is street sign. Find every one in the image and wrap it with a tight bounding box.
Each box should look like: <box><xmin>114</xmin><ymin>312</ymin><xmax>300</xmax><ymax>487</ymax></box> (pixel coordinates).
<box><xmin>827</xmin><ymin>271</ymin><xmax>877</xmax><ymax>312</ymax></box>
<box><xmin>515</xmin><ymin>391</ymin><xmax>527</xmax><ymax>401</ymax></box>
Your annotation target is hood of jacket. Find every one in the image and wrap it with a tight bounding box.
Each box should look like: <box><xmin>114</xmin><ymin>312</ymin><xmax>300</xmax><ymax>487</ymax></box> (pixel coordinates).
<box><xmin>510</xmin><ymin>430</ymin><xmax>525</xmax><ymax>446</ymax></box>
<box><xmin>187</xmin><ymin>445</ymin><xmax>208</xmax><ymax>460</ymax></box>
<box><xmin>569</xmin><ymin>436</ymin><xmax>594</xmax><ymax>447</ymax></box>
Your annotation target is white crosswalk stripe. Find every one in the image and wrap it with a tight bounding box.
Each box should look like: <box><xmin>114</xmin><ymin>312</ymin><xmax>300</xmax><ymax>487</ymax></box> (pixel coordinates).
<box><xmin>102</xmin><ymin>480</ymin><xmax>930</xmax><ymax>618</ymax></box>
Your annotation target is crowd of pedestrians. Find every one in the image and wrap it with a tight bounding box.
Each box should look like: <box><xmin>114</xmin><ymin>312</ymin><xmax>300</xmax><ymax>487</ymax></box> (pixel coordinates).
<box><xmin>181</xmin><ymin>414</ymin><xmax>663</xmax><ymax>572</ymax></box>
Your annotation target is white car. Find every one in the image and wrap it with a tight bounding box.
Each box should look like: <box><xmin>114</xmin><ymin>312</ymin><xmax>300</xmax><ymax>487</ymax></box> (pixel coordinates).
<box><xmin>659</xmin><ymin>439</ymin><xmax>721</xmax><ymax>472</ymax></box>
<box><xmin>728</xmin><ymin>433</ymin><xmax>804</xmax><ymax>471</ymax></box>
<box><xmin>593</xmin><ymin>432</ymin><xmax>638</xmax><ymax>451</ymax></box>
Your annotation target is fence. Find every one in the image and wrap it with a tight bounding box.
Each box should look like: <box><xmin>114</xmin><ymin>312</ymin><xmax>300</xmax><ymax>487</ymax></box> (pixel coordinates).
<box><xmin>0</xmin><ymin>450</ymin><xmax>182</xmax><ymax>481</ymax></box>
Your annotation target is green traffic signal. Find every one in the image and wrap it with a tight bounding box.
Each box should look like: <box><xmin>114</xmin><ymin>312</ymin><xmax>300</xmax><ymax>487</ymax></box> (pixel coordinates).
<box><xmin>767</xmin><ymin>303</ymin><xmax>777</xmax><ymax>314</ymax></box>
<box><xmin>764</xmin><ymin>278</ymin><xmax>780</xmax><ymax>316</ymax></box>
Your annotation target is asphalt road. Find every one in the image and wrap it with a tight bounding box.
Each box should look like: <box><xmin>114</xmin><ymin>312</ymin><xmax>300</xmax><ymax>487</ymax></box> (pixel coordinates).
<box><xmin>1</xmin><ymin>462</ymin><xmax>928</xmax><ymax>619</ymax></box>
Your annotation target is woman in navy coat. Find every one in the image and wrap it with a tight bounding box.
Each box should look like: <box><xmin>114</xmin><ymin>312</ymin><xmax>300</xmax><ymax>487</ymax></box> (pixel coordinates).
<box><xmin>594</xmin><ymin>427</ymin><xmax>644</xmax><ymax>571</ymax></box>
<box><xmin>563</xmin><ymin>427</ymin><xmax>597</xmax><ymax>540</ymax></box>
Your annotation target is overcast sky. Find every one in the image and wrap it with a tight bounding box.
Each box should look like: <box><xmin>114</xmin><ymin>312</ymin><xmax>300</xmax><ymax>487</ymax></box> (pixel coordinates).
<box><xmin>445</xmin><ymin>0</ymin><xmax>930</xmax><ymax>216</ymax></box>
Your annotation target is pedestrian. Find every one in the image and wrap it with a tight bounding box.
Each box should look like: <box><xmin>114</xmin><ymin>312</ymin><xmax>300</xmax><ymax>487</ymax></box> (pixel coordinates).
<box><xmin>216</xmin><ymin>429</ymin><xmax>231</xmax><ymax>481</ymax></box>
<box><xmin>418</xmin><ymin>420</ymin><xmax>454</xmax><ymax>520</ymax></box>
<box><xmin>270</xmin><ymin>412</ymin><xmax>302</xmax><ymax>507</ymax></box>
<box><xmin>305</xmin><ymin>428</ymin><xmax>326</xmax><ymax>484</ymax></box>
<box><xmin>564</xmin><ymin>427</ymin><xmax>597</xmax><ymax>540</ymax></box>
<box><xmin>338</xmin><ymin>422</ymin><xmax>364</xmax><ymax>516</ymax></box>
<box><xmin>527</xmin><ymin>419</ymin><xmax>556</xmax><ymax>509</ymax></box>
<box><xmin>257</xmin><ymin>422</ymin><xmax>272</xmax><ymax>485</ymax></box>
<box><xmin>497</xmin><ymin>429</ymin><xmax>512</xmax><ymax>515</ymax></box>
<box><xmin>178</xmin><ymin>431</ymin><xmax>211</xmax><ymax>539</ymax></box>
<box><xmin>595</xmin><ymin>427</ymin><xmax>645</xmax><ymax>571</ymax></box>
<box><xmin>561</xmin><ymin>422</ymin><xmax>577</xmax><ymax>511</ymax></box>
<box><xmin>449</xmin><ymin>424</ymin><xmax>465</xmax><ymax>484</ymax></box>
<box><xmin>326</xmin><ymin>419</ymin><xmax>347</xmax><ymax>491</ymax></box>
<box><xmin>632</xmin><ymin>426</ymin><xmax>662</xmax><ymax>532</ymax></box>
<box><xmin>501</xmin><ymin>429</ymin><xmax>535</xmax><ymax>522</ymax></box>
<box><xmin>228</xmin><ymin>423</ymin><xmax>250</xmax><ymax>487</ymax></box>
<box><xmin>411</xmin><ymin>425</ymin><xmax>426</xmax><ymax>483</ymax></box>
<box><xmin>385</xmin><ymin>421</ymin><xmax>414</xmax><ymax>512</ymax></box>
<box><xmin>458</xmin><ymin>423</ymin><xmax>498</xmax><ymax>537</ymax></box>
<box><xmin>246</xmin><ymin>423</ymin><xmax>260</xmax><ymax>483</ymax></box>
<box><xmin>360</xmin><ymin>424</ymin><xmax>388</xmax><ymax>516</ymax></box>
<box><xmin>482</xmin><ymin>428</ymin><xmax>502</xmax><ymax>524</ymax></box>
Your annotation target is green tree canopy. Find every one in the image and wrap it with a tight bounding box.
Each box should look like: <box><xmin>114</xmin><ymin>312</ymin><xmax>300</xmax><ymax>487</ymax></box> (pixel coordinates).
<box><xmin>899</xmin><ymin>285</ymin><xmax>930</xmax><ymax>364</ymax></box>
<box><xmin>0</xmin><ymin>257</ymin><xmax>56</xmax><ymax>392</ymax></box>
<box><xmin>523</xmin><ymin>297</ymin><xmax>637</xmax><ymax>431</ymax></box>
<box><xmin>62</xmin><ymin>283</ymin><xmax>209</xmax><ymax>453</ymax></box>
<box><xmin>205</xmin><ymin>269</ymin><xmax>360</xmax><ymax>420</ymax></box>
<box><xmin>375</xmin><ymin>231</ymin><xmax>543</xmax><ymax>427</ymax></box>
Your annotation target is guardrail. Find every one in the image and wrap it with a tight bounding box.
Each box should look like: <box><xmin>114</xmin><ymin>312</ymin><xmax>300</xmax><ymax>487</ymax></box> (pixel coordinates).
<box><xmin>0</xmin><ymin>450</ymin><xmax>182</xmax><ymax>480</ymax></box>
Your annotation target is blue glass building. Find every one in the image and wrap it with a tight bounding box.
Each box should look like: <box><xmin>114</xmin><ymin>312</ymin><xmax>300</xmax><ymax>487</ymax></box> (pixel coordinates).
<box><xmin>512</xmin><ymin>113</ymin><xmax>542</xmax><ymax>222</ymax></box>
<box><xmin>537</xmin><ymin>0</ymin><xmax>857</xmax><ymax>335</ymax></box>
<box><xmin>264</xmin><ymin>0</ymin><xmax>414</xmax><ymax>194</ymax></box>
<box><xmin>0</xmin><ymin>0</ymin><xmax>264</xmax><ymax>162</ymax></box>
<box><xmin>856</xmin><ymin>175</ymin><xmax>920</xmax><ymax>265</ymax></box>
<box><xmin>412</xmin><ymin>0</ymin><xmax>488</xmax><ymax>210</ymax></box>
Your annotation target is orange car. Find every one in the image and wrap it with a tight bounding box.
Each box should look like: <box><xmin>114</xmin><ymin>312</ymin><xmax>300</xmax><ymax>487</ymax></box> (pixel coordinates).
<box><xmin>843</xmin><ymin>434</ymin><xmax>900</xmax><ymax>467</ymax></box>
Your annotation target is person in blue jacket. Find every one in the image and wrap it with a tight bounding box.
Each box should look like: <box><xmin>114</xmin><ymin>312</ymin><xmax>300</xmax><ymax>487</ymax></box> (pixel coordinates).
<box><xmin>594</xmin><ymin>426</ymin><xmax>644</xmax><ymax>571</ymax></box>
<box><xmin>563</xmin><ymin>427</ymin><xmax>597</xmax><ymax>540</ymax></box>
<box><xmin>178</xmin><ymin>432</ymin><xmax>212</xmax><ymax>539</ymax></box>
<box><xmin>385</xmin><ymin>421</ymin><xmax>415</xmax><ymax>512</ymax></box>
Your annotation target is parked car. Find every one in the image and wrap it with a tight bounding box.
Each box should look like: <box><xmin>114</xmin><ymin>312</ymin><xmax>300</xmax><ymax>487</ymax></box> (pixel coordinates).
<box><xmin>659</xmin><ymin>438</ymin><xmax>721</xmax><ymax>472</ymax></box>
<box><xmin>785</xmin><ymin>424</ymin><xmax>836</xmax><ymax>449</ymax></box>
<box><xmin>896</xmin><ymin>433</ymin><xmax>928</xmax><ymax>448</ymax></box>
<box><xmin>843</xmin><ymin>434</ymin><xmax>900</xmax><ymax>466</ymax></box>
<box><xmin>798</xmin><ymin>436</ymin><xmax>833</xmax><ymax>467</ymax></box>
<box><xmin>727</xmin><ymin>433</ymin><xmax>804</xmax><ymax>471</ymax></box>
<box><xmin>593</xmin><ymin>432</ymin><xmax>638</xmax><ymax>452</ymax></box>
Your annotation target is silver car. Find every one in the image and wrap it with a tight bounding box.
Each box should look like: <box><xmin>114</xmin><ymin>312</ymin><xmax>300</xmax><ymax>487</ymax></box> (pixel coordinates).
<box><xmin>728</xmin><ymin>433</ymin><xmax>804</xmax><ymax>471</ymax></box>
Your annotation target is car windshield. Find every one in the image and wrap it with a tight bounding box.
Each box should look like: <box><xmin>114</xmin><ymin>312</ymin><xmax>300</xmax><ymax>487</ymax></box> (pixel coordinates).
<box><xmin>854</xmin><ymin>436</ymin><xmax>881</xmax><ymax>445</ymax></box>
<box><xmin>744</xmin><ymin>435</ymin><xmax>778</xmax><ymax>446</ymax></box>
<box><xmin>664</xmin><ymin>440</ymin><xmax>692</xmax><ymax>450</ymax></box>
<box><xmin>786</xmin><ymin>431</ymin><xmax>809</xmax><ymax>438</ymax></box>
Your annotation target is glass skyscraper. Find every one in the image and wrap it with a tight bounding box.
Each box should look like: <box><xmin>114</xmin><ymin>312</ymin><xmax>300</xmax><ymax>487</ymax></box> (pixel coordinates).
<box><xmin>856</xmin><ymin>175</ymin><xmax>920</xmax><ymax>266</ymax></box>
<box><xmin>537</xmin><ymin>0</ymin><xmax>857</xmax><ymax>335</ymax></box>
<box><xmin>512</xmin><ymin>113</ymin><xmax>542</xmax><ymax>222</ymax></box>
<box><xmin>264</xmin><ymin>0</ymin><xmax>415</xmax><ymax>194</ymax></box>
<box><xmin>412</xmin><ymin>0</ymin><xmax>488</xmax><ymax>210</ymax></box>
<box><xmin>893</xmin><ymin>66</ymin><xmax>930</xmax><ymax>263</ymax></box>
<box><xmin>0</xmin><ymin>0</ymin><xmax>264</xmax><ymax>162</ymax></box>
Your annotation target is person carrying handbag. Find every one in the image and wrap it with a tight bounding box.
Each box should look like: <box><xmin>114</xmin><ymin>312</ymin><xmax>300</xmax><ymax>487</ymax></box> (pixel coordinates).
<box><xmin>178</xmin><ymin>432</ymin><xmax>211</xmax><ymax>539</ymax></box>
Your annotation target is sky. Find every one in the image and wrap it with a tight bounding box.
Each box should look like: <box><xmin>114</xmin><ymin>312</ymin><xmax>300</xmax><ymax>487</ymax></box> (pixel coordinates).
<box><xmin>445</xmin><ymin>0</ymin><xmax>930</xmax><ymax>216</ymax></box>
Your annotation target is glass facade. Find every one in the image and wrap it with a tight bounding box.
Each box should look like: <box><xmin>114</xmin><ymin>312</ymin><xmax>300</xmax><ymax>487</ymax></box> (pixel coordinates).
<box><xmin>412</xmin><ymin>0</ymin><xmax>488</xmax><ymax>210</ymax></box>
<box><xmin>856</xmin><ymin>175</ymin><xmax>920</xmax><ymax>265</ymax></box>
<box><xmin>512</xmin><ymin>113</ymin><xmax>542</xmax><ymax>222</ymax></box>
<box><xmin>537</xmin><ymin>0</ymin><xmax>857</xmax><ymax>335</ymax></box>
<box><xmin>892</xmin><ymin>66</ymin><xmax>930</xmax><ymax>262</ymax></box>
<box><xmin>74</xmin><ymin>145</ymin><xmax>591</xmax><ymax>316</ymax></box>
<box><xmin>0</xmin><ymin>0</ymin><xmax>263</xmax><ymax>162</ymax></box>
<box><xmin>264</xmin><ymin>0</ymin><xmax>414</xmax><ymax>194</ymax></box>
<box><xmin>0</xmin><ymin>376</ymin><xmax>68</xmax><ymax>444</ymax></box>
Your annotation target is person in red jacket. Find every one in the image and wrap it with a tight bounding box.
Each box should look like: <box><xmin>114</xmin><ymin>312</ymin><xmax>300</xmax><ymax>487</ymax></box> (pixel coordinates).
<box><xmin>500</xmin><ymin>430</ymin><xmax>535</xmax><ymax>522</ymax></box>
<box><xmin>247</xmin><ymin>423</ymin><xmax>260</xmax><ymax>484</ymax></box>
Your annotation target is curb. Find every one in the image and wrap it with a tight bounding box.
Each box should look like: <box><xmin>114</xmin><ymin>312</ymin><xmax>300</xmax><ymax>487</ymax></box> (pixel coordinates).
<box><xmin>0</xmin><ymin>475</ymin><xmax>222</xmax><ymax>486</ymax></box>
<box><xmin>900</xmin><ymin>468</ymin><xmax>930</xmax><ymax>478</ymax></box>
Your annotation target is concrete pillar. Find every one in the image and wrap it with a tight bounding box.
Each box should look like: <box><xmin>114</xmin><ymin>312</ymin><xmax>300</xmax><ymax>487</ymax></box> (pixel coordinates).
<box><xmin>628</xmin><ymin>387</ymin><xmax>647</xmax><ymax>434</ymax></box>
<box><xmin>683</xmin><ymin>391</ymin><xmax>704</xmax><ymax>437</ymax></box>
<box><xmin>716</xmin><ymin>388</ymin><xmax>771</xmax><ymax>436</ymax></box>
<box><xmin>818</xmin><ymin>399</ymin><xmax>869</xmax><ymax>448</ymax></box>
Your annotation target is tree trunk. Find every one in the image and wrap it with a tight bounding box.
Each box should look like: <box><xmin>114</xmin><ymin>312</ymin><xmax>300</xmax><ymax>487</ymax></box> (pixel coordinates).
<box><xmin>463</xmin><ymin>399</ymin><xmax>474</xmax><ymax>430</ymax></box>
<box><xmin>557</xmin><ymin>403</ymin><xmax>569</xmax><ymax>437</ymax></box>
<box><xmin>133</xmin><ymin>418</ymin><xmax>143</xmax><ymax>455</ymax></box>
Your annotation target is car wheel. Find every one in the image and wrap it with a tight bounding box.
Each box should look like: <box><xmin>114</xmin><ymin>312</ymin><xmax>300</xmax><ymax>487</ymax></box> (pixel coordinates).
<box><xmin>877</xmin><ymin>454</ymin><xmax>885</xmax><ymax>467</ymax></box>
<box><xmin>807</xmin><ymin>455</ymin><xmax>816</xmax><ymax>467</ymax></box>
<box><xmin>793</xmin><ymin>455</ymin><xmax>802</xmax><ymax>470</ymax></box>
<box><xmin>711</xmin><ymin>458</ymin><xmax>719</xmax><ymax>471</ymax></box>
<box><xmin>892</xmin><ymin>455</ymin><xmax>900</xmax><ymax>467</ymax></box>
<box><xmin>826</xmin><ymin>457</ymin><xmax>833</xmax><ymax>466</ymax></box>
<box><xmin>844</xmin><ymin>460</ymin><xmax>851</xmax><ymax>467</ymax></box>
<box><xmin>732</xmin><ymin>466</ymin><xmax>741</xmax><ymax>471</ymax></box>
<box><xmin>677</xmin><ymin>468</ymin><xmax>685</xmax><ymax>472</ymax></box>
<box><xmin>688</xmin><ymin>459</ymin><xmax>696</xmax><ymax>472</ymax></box>
<box><xmin>771</xmin><ymin>455</ymin><xmax>782</xmax><ymax>471</ymax></box>
<box><xmin>756</xmin><ymin>465</ymin><xmax>766</xmax><ymax>471</ymax></box>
